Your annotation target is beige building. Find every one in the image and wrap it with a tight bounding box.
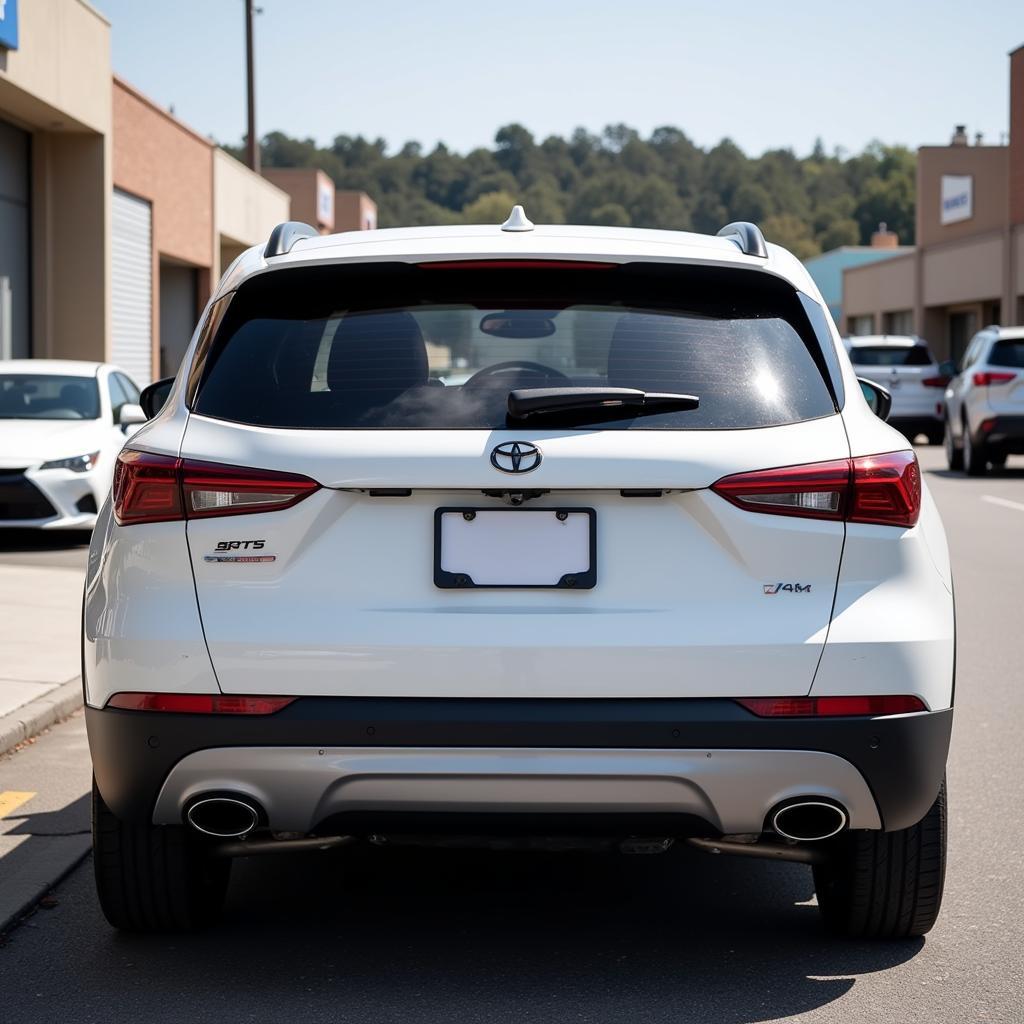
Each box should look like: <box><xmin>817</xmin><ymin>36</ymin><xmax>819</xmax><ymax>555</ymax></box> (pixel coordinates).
<box><xmin>0</xmin><ymin>2</ymin><xmax>376</xmax><ymax>386</ymax></box>
<box><xmin>0</xmin><ymin>0</ymin><xmax>111</xmax><ymax>365</ymax></box>
<box><xmin>335</xmin><ymin>189</ymin><xmax>378</xmax><ymax>232</ymax></box>
<box><xmin>844</xmin><ymin>46</ymin><xmax>1024</xmax><ymax>361</ymax></box>
<box><xmin>111</xmin><ymin>78</ymin><xmax>290</xmax><ymax>380</ymax></box>
<box><xmin>263</xmin><ymin>169</ymin><xmax>379</xmax><ymax>235</ymax></box>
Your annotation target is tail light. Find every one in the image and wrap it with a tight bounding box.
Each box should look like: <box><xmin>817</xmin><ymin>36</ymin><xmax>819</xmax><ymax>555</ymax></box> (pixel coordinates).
<box><xmin>712</xmin><ymin>450</ymin><xmax>921</xmax><ymax>528</ymax></box>
<box><xmin>736</xmin><ymin>695</ymin><xmax>927</xmax><ymax>717</ymax></box>
<box><xmin>921</xmin><ymin>376</ymin><xmax>950</xmax><ymax>388</ymax></box>
<box><xmin>113</xmin><ymin>450</ymin><xmax>319</xmax><ymax>526</ymax></box>
<box><xmin>972</xmin><ymin>371</ymin><xmax>1016</xmax><ymax>386</ymax></box>
<box><xmin>106</xmin><ymin>692</ymin><xmax>295</xmax><ymax>714</ymax></box>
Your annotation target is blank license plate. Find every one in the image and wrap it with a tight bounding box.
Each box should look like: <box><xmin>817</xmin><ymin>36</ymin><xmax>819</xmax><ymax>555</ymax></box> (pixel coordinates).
<box><xmin>434</xmin><ymin>508</ymin><xmax>596</xmax><ymax>589</ymax></box>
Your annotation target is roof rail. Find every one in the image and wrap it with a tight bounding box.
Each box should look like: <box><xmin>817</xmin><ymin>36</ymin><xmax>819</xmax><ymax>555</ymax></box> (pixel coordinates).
<box><xmin>716</xmin><ymin>221</ymin><xmax>768</xmax><ymax>259</ymax></box>
<box><xmin>265</xmin><ymin>221</ymin><xmax>319</xmax><ymax>259</ymax></box>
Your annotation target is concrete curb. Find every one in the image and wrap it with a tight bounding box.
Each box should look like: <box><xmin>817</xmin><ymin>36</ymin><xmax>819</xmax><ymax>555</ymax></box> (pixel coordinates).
<box><xmin>0</xmin><ymin>677</ymin><xmax>84</xmax><ymax>757</ymax></box>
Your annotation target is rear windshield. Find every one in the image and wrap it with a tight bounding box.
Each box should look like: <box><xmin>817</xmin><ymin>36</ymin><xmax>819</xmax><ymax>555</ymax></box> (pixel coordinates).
<box><xmin>989</xmin><ymin>339</ymin><xmax>1024</xmax><ymax>368</ymax></box>
<box><xmin>193</xmin><ymin>264</ymin><xmax>838</xmax><ymax>430</ymax></box>
<box><xmin>0</xmin><ymin>374</ymin><xmax>100</xmax><ymax>420</ymax></box>
<box><xmin>848</xmin><ymin>345</ymin><xmax>932</xmax><ymax>367</ymax></box>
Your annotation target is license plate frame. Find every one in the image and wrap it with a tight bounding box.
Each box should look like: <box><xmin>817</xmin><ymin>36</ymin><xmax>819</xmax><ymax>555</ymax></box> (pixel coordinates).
<box><xmin>434</xmin><ymin>507</ymin><xmax>597</xmax><ymax>590</ymax></box>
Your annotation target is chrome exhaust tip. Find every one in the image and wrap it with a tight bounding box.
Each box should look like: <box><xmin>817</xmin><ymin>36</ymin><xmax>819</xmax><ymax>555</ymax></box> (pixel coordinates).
<box><xmin>186</xmin><ymin>796</ymin><xmax>261</xmax><ymax>839</ymax></box>
<box><xmin>771</xmin><ymin>800</ymin><xmax>848</xmax><ymax>842</ymax></box>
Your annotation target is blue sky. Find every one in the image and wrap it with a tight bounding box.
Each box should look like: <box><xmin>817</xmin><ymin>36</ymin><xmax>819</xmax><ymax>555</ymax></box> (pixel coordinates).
<box><xmin>93</xmin><ymin>0</ymin><xmax>1022</xmax><ymax>157</ymax></box>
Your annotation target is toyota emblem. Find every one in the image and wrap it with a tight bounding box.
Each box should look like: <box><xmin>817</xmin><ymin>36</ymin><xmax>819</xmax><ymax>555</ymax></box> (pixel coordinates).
<box><xmin>490</xmin><ymin>441</ymin><xmax>542</xmax><ymax>474</ymax></box>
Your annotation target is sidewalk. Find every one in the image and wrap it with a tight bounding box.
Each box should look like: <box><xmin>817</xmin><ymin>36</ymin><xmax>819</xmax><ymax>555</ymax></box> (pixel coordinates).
<box><xmin>0</xmin><ymin>563</ymin><xmax>86</xmax><ymax>754</ymax></box>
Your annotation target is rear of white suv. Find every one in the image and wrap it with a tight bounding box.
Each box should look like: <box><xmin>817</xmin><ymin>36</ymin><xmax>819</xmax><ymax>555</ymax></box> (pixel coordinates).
<box><xmin>846</xmin><ymin>335</ymin><xmax>949</xmax><ymax>444</ymax></box>
<box><xmin>944</xmin><ymin>325</ymin><xmax>1024</xmax><ymax>474</ymax></box>
<box><xmin>84</xmin><ymin>218</ymin><xmax>953</xmax><ymax>938</ymax></box>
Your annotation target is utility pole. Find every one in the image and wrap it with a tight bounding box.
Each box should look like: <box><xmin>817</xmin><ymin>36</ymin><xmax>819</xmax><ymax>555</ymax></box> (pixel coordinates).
<box><xmin>245</xmin><ymin>0</ymin><xmax>260</xmax><ymax>173</ymax></box>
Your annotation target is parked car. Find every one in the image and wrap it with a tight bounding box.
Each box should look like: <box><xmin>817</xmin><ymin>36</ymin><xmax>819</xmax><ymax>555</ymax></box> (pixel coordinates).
<box><xmin>944</xmin><ymin>325</ymin><xmax>1024</xmax><ymax>475</ymax></box>
<box><xmin>0</xmin><ymin>360</ymin><xmax>145</xmax><ymax>530</ymax></box>
<box><xmin>844</xmin><ymin>335</ymin><xmax>950</xmax><ymax>445</ymax></box>
<box><xmin>84</xmin><ymin>214</ymin><xmax>954</xmax><ymax>939</ymax></box>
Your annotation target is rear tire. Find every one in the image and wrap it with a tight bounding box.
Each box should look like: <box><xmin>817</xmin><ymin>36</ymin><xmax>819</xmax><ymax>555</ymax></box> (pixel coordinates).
<box><xmin>92</xmin><ymin>778</ymin><xmax>231</xmax><ymax>931</ymax></box>
<box><xmin>813</xmin><ymin>778</ymin><xmax>946</xmax><ymax>939</ymax></box>
<box><xmin>944</xmin><ymin>419</ymin><xmax>963</xmax><ymax>470</ymax></box>
<box><xmin>963</xmin><ymin>425</ymin><xmax>987</xmax><ymax>476</ymax></box>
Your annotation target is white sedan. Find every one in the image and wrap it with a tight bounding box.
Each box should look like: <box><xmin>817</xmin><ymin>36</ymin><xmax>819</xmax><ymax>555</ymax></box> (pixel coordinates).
<box><xmin>0</xmin><ymin>360</ymin><xmax>145</xmax><ymax>530</ymax></box>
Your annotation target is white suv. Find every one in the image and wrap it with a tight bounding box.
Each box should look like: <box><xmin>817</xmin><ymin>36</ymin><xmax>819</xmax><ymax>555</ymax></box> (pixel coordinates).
<box><xmin>845</xmin><ymin>335</ymin><xmax>950</xmax><ymax>445</ymax></box>
<box><xmin>944</xmin><ymin>325</ymin><xmax>1024</xmax><ymax>474</ymax></box>
<box><xmin>84</xmin><ymin>214</ymin><xmax>954</xmax><ymax>939</ymax></box>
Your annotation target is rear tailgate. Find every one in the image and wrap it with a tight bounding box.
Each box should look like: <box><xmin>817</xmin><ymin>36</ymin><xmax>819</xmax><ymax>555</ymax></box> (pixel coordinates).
<box><xmin>182</xmin><ymin>259</ymin><xmax>849</xmax><ymax>700</ymax></box>
<box><xmin>183</xmin><ymin>416</ymin><xmax>850</xmax><ymax>699</ymax></box>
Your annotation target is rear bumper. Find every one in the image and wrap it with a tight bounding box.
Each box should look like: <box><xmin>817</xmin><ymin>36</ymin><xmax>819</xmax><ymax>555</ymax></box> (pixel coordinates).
<box><xmin>0</xmin><ymin>468</ymin><xmax>102</xmax><ymax>528</ymax></box>
<box><xmin>86</xmin><ymin>698</ymin><xmax>952</xmax><ymax>835</ymax></box>
<box><xmin>889</xmin><ymin>414</ymin><xmax>943</xmax><ymax>440</ymax></box>
<box><xmin>977</xmin><ymin>415</ymin><xmax>1024</xmax><ymax>453</ymax></box>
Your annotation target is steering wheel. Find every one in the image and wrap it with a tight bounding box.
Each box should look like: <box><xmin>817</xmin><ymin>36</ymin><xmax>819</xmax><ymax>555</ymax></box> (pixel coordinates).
<box><xmin>462</xmin><ymin>360</ymin><xmax>572</xmax><ymax>389</ymax></box>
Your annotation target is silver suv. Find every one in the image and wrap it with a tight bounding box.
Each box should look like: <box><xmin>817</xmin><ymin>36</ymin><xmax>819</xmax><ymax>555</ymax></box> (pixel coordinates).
<box><xmin>845</xmin><ymin>336</ymin><xmax>950</xmax><ymax>445</ymax></box>
<box><xmin>944</xmin><ymin>326</ymin><xmax>1024</xmax><ymax>475</ymax></box>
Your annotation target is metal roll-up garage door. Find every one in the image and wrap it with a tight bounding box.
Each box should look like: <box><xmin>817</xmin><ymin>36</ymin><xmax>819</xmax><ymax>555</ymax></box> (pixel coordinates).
<box><xmin>111</xmin><ymin>188</ymin><xmax>153</xmax><ymax>386</ymax></box>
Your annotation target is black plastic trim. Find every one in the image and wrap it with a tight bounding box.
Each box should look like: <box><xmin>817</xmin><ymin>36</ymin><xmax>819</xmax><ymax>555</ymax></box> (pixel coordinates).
<box><xmin>86</xmin><ymin>698</ymin><xmax>952</xmax><ymax>833</ymax></box>
<box><xmin>433</xmin><ymin>507</ymin><xmax>597</xmax><ymax>589</ymax></box>
<box><xmin>264</xmin><ymin>221</ymin><xmax>319</xmax><ymax>259</ymax></box>
<box><xmin>716</xmin><ymin>221</ymin><xmax>768</xmax><ymax>258</ymax></box>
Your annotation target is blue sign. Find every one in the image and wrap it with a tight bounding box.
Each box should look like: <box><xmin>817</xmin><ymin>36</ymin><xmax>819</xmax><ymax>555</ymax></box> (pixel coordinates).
<box><xmin>0</xmin><ymin>0</ymin><xmax>18</xmax><ymax>51</ymax></box>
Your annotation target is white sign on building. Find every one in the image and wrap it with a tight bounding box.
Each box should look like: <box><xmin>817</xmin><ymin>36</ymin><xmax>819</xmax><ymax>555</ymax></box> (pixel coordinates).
<box><xmin>317</xmin><ymin>180</ymin><xmax>334</xmax><ymax>225</ymax></box>
<box><xmin>940</xmin><ymin>175</ymin><xmax>973</xmax><ymax>225</ymax></box>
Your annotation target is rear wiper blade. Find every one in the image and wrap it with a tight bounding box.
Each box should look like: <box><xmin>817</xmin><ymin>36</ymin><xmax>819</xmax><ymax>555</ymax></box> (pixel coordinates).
<box><xmin>507</xmin><ymin>387</ymin><xmax>699</xmax><ymax>421</ymax></box>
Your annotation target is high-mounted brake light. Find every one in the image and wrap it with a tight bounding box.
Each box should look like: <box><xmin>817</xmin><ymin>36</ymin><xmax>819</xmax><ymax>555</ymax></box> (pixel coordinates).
<box><xmin>973</xmin><ymin>371</ymin><xmax>1016</xmax><ymax>387</ymax></box>
<box><xmin>106</xmin><ymin>693</ymin><xmax>296</xmax><ymax>714</ymax></box>
<box><xmin>416</xmin><ymin>260</ymin><xmax>616</xmax><ymax>271</ymax></box>
<box><xmin>711</xmin><ymin>450</ymin><xmax>921</xmax><ymax>528</ymax></box>
<box><xmin>736</xmin><ymin>695</ymin><xmax>927</xmax><ymax>717</ymax></box>
<box><xmin>112</xmin><ymin>451</ymin><xmax>319</xmax><ymax>526</ymax></box>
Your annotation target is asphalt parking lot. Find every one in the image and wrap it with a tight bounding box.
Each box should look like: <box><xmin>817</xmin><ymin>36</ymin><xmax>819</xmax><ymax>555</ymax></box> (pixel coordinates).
<box><xmin>1</xmin><ymin>446</ymin><xmax>1022</xmax><ymax>1023</ymax></box>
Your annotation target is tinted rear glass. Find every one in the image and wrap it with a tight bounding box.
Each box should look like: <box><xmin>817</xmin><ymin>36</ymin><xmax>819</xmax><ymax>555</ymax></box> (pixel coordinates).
<box><xmin>848</xmin><ymin>345</ymin><xmax>932</xmax><ymax>367</ymax></box>
<box><xmin>989</xmin><ymin>339</ymin><xmax>1024</xmax><ymax>368</ymax></box>
<box><xmin>194</xmin><ymin>264</ymin><xmax>837</xmax><ymax>430</ymax></box>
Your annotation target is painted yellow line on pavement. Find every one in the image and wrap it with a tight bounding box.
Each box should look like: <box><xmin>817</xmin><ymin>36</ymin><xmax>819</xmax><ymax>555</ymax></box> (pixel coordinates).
<box><xmin>0</xmin><ymin>791</ymin><xmax>35</xmax><ymax>819</ymax></box>
<box><xmin>981</xmin><ymin>494</ymin><xmax>1024</xmax><ymax>514</ymax></box>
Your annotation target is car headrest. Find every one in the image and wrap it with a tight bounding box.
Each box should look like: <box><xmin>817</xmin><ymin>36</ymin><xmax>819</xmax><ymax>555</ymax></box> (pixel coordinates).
<box><xmin>326</xmin><ymin>310</ymin><xmax>428</xmax><ymax>402</ymax></box>
<box><xmin>607</xmin><ymin>313</ymin><xmax>704</xmax><ymax>393</ymax></box>
<box><xmin>59</xmin><ymin>384</ymin><xmax>88</xmax><ymax>407</ymax></box>
<box><xmin>272</xmin><ymin>320</ymin><xmax>327</xmax><ymax>393</ymax></box>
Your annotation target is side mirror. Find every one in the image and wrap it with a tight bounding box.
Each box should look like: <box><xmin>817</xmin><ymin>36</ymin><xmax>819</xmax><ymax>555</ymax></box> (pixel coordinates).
<box><xmin>938</xmin><ymin>360</ymin><xmax>956</xmax><ymax>378</ymax></box>
<box><xmin>139</xmin><ymin>377</ymin><xmax>175</xmax><ymax>419</ymax></box>
<box><xmin>117</xmin><ymin>402</ymin><xmax>147</xmax><ymax>427</ymax></box>
<box><xmin>858</xmin><ymin>377</ymin><xmax>892</xmax><ymax>421</ymax></box>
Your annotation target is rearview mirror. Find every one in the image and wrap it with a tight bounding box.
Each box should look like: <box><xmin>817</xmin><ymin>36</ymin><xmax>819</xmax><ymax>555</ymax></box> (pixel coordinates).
<box><xmin>117</xmin><ymin>402</ymin><xmax>147</xmax><ymax>427</ymax></box>
<box><xmin>858</xmin><ymin>377</ymin><xmax>892</xmax><ymax>421</ymax></box>
<box><xmin>139</xmin><ymin>377</ymin><xmax>175</xmax><ymax>419</ymax></box>
<box><xmin>479</xmin><ymin>311</ymin><xmax>556</xmax><ymax>339</ymax></box>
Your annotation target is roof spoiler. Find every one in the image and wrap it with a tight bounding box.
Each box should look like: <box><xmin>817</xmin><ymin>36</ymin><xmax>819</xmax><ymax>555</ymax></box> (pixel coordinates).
<box><xmin>265</xmin><ymin>221</ymin><xmax>319</xmax><ymax>259</ymax></box>
<box><xmin>716</xmin><ymin>221</ymin><xmax>768</xmax><ymax>259</ymax></box>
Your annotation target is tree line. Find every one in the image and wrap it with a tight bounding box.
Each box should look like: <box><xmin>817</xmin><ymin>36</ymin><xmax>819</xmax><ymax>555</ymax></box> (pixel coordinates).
<box><xmin>230</xmin><ymin>124</ymin><xmax>916</xmax><ymax>258</ymax></box>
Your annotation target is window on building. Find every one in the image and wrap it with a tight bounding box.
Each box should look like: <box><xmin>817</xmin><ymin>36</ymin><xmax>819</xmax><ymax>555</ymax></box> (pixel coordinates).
<box><xmin>883</xmin><ymin>310</ymin><xmax>914</xmax><ymax>336</ymax></box>
<box><xmin>848</xmin><ymin>314</ymin><xmax>875</xmax><ymax>336</ymax></box>
<box><xmin>0</xmin><ymin>119</ymin><xmax>31</xmax><ymax>360</ymax></box>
